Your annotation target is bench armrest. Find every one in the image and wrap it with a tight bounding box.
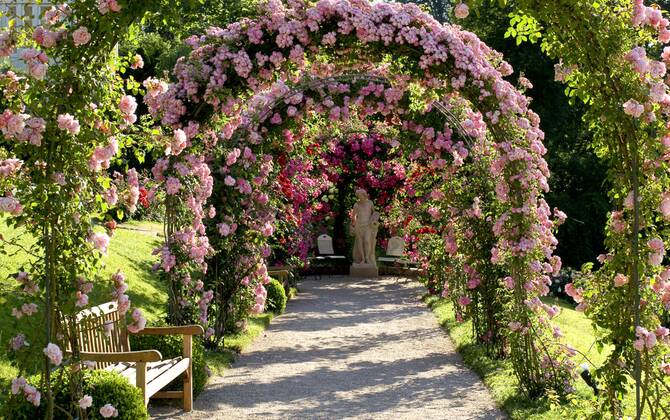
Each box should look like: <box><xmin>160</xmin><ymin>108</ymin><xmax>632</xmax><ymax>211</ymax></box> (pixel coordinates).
<box><xmin>81</xmin><ymin>350</ymin><xmax>162</xmax><ymax>363</ymax></box>
<box><xmin>129</xmin><ymin>325</ymin><xmax>204</xmax><ymax>336</ymax></box>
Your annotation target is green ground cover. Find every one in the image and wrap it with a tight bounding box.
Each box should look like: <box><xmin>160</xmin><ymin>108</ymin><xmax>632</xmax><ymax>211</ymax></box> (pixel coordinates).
<box><xmin>424</xmin><ymin>294</ymin><xmax>636</xmax><ymax>418</ymax></box>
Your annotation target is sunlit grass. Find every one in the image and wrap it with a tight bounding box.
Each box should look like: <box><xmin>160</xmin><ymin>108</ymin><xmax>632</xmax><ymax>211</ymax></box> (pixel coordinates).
<box><xmin>424</xmin><ymin>293</ymin><xmax>642</xmax><ymax>418</ymax></box>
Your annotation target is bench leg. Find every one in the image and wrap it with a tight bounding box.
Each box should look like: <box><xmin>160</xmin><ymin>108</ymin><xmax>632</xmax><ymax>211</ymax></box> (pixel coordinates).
<box><xmin>183</xmin><ymin>335</ymin><xmax>193</xmax><ymax>412</ymax></box>
<box><xmin>136</xmin><ymin>362</ymin><xmax>149</xmax><ymax>406</ymax></box>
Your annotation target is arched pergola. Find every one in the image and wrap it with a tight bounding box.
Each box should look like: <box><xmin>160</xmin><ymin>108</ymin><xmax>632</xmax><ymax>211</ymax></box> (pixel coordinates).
<box><xmin>146</xmin><ymin>0</ymin><xmax>570</xmax><ymax>397</ymax></box>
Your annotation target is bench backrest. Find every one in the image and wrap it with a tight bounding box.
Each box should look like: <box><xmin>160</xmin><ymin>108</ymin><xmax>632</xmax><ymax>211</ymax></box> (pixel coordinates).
<box><xmin>317</xmin><ymin>234</ymin><xmax>335</xmax><ymax>255</ymax></box>
<box><xmin>75</xmin><ymin>301</ymin><xmax>129</xmax><ymax>368</ymax></box>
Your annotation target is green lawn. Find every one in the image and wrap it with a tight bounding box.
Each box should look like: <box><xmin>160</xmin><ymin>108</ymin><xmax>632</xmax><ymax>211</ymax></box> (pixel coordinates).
<box><xmin>424</xmin><ymin>294</ymin><xmax>638</xmax><ymax>418</ymax></box>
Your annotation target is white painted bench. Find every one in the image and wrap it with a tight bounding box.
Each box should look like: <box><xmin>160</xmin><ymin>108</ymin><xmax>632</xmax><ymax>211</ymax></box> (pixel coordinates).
<box><xmin>315</xmin><ymin>234</ymin><xmax>346</xmax><ymax>260</ymax></box>
<box><xmin>74</xmin><ymin>301</ymin><xmax>203</xmax><ymax>411</ymax></box>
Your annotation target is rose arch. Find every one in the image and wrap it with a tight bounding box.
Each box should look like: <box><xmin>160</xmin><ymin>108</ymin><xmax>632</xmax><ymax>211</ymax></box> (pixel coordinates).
<box><xmin>141</xmin><ymin>0</ymin><xmax>574</xmax><ymax>397</ymax></box>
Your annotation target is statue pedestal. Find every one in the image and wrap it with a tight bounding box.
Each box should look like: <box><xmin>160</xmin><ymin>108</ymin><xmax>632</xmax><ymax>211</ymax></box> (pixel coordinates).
<box><xmin>350</xmin><ymin>263</ymin><xmax>378</xmax><ymax>278</ymax></box>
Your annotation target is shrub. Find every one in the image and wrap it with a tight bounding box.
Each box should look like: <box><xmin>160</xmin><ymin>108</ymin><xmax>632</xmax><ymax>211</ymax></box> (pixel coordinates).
<box><xmin>265</xmin><ymin>279</ymin><xmax>287</xmax><ymax>314</ymax></box>
<box><xmin>130</xmin><ymin>331</ymin><xmax>208</xmax><ymax>398</ymax></box>
<box><xmin>1</xmin><ymin>370</ymin><xmax>148</xmax><ymax>420</ymax></box>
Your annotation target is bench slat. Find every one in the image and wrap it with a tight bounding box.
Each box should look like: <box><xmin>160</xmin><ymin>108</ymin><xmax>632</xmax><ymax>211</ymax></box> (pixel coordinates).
<box><xmin>104</xmin><ymin>357</ymin><xmax>190</xmax><ymax>399</ymax></box>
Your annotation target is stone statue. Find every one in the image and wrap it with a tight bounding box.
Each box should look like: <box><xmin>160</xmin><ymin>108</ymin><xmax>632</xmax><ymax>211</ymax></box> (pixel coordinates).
<box><xmin>351</xmin><ymin>189</ymin><xmax>379</xmax><ymax>268</ymax></box>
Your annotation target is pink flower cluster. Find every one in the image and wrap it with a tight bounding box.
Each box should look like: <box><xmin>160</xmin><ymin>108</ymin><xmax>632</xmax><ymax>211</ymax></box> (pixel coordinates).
<box><xmin>633</xmin><ymin>326</ymin><xmax>665</xmax><ymax>351</ymax></box>
<box><xmin>10</xmin><ymin>333</ymin><xmax>27</xmax><ymax>351</ymax></box>
<box><xmin>122</xmin><ymin>168</ymin><xmax>141</xmax><ymax>212</ymax></box>
<box><xmin>11</xmin><ymin>377</ymin><xmax>41</xmax><ymax>406</ymax></box>
<box><xmin>632</xmin><ymin>1</ymin><xmax>670</xmax><ymax>42</ymax></box>
<box><xmin>11</xmin><ymin>303</ymin><xmax>38</xmax><ymax>319</ymax></box>
<box><xmin>648</xmin><ymin>237</ymin><xmax>665</xmax><ymax>266</ymax></box>
<box><xmin>16</xmin><ymin>271</ymin><xmax>39</xmax><ymax>295</ymax></box>
<box><xmin>89</xmin><ymin>137</ymin><xmax>119</xmax><ymax>171</ymax></box>
<box><xmin>251</xmin><ymin>283</ymin><xmax>267</xmax><ymax>314</ymax></box>
<box><xmin>111</xmin><ymin>270</ymin><xmax>131</xmax><ymax>315</ymax></box>
<box><xmin>0</xmin><ymin>196</ymin><xmax>22</xmax><ymax>215</ymax></box>
<box><xmin>33</xmin><ymin>26</ymin><xmax>63</xmax><ymax>48</ymax></box>
<box><xmin>97</xmin><ymin>0</ymin><xmax>121</xmax><ymax>14</ymax></box>
<box><xmin>127</xmin><ymin>308</ymin><xmax>147</xmax><ymax>333</ymax></box>
<box><xmin>57</xmin><ymin>113</ymin><xmax>80</xmax><ymax>135</ymax></box>
<box><xmin>119</xmin><ymin>95</ymin><xmax>138</xmax><ymax>124</ymax></box>
<box><xmin>100</xmin><ymin>403</ymin><xmax>119</xmax><ymax>418</ymax></box>
<box><xmin>20</xmin><ymin>49</ymin><xmax>48</xmax><ymax>80</ymax></box>
<box><xmin>0</xmin><ymin>31</ymin><xmax>15</xmax><ymax>57</ymax></box>
<box><xmin>198</xmin><ymin>290</ymin><xmax>214</xmax><ymax>324</ymax></box>
<box><xmin>565</xmin><ymin>283</ymin><xmax>586</xmax><ymax>311</ymax></box>
<box><xmin>89</xmin><ymin>231</ymin><xmax>110</xmax><ymax>254</ymax></box>
<box><xmin>0</xmin><ymin>110</ymin><xmax>46</xmax><ymax>145</ymax></box>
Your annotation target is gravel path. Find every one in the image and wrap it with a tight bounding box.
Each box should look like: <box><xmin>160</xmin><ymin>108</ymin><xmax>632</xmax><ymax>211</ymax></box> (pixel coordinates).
<box><xmin>151</xmin><ymin>276</ymin><xmax>504</xmax><ymax>419</ymax></box>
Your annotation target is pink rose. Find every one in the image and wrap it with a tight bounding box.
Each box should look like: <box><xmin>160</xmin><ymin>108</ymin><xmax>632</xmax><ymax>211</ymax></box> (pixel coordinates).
<box><xmin>170</xmin><ymin>129</ymin><xmax>188</xmax><ymax>155</ymax></box>
<box><xmin>458</xmin><ymin>296</ymin><xmax>471</xmax><ymax>306</ymax></box>
<box><xmin>99</xmin><ymin>403</ymin><xmax>118</xmax><ymax>418</ymax></box>
<box><xmin>454</xmin><ymin>3</ymin><xmax>469</xmax><ymax>19</ymax></box>
<box><xmin>90</xmin><ymin>232</ymin><xmax>110</xmax><ymax>254</ymax></box>
<box><xmin>614</xmin><ymin>273</ymin><xmax>629</xmax><ymax>287</ymax></box>
<box><xmin>11</xmin><ymin>377</ymin><xmax>27</xmax><ymax>394</ymax></box>
<box><xmin>75</xmin><ymin>291</ymin><xmax>89</xmax><ymax>307</ymax></box>
<box><xmin>0</xmin><ymin>196</ymin><xmax>23</xmax><ymax>215</ymax></box>
<box><xmin>166</xmin><ymin>177</ymin><xmax>181</xmax><ymax>195</ymax></box>
<box><xmin>97</xmin><ymin>0</ymin><xmax>121</xmax><ymax>14</ymax></box>
<box><xmin>57</xmin><ymin>113</ymin><xmax>80</xmax><ymax>135</ymax></box>
<box><xmin>72</xmin><ymin>27</ymin><xmax>91</xmax><ymax>46</ymax></box>
<box><xmin>79</xmin><ymin>395</ymin><xmax>93</xmax><ymax>409</ymax></box>
<box><xmin>127</xmin><ymin>308</ymin><xmax>147</xmax><ymax>333</ymax></box>
<box><xmin>261</xmin><ymin>222</ymin><xmax>274</xmax><ymax>237</ymax></box>
<box><xmin>23</xmin><ymin>384</ymin><xmax>40</xmax><ymax>406</ymax></box>
<box><xmin>10</xmin><ymin>334</ymin><xmax>26</xmax><ymax>351</ymax></box>
<box><xmin>660</xmin><ymin>194</ymin><xmax>670</xmax><ymax>219</ymax></box>
<box><xmin>130</xmin><ymin>54</ymin><xmax>144</xmax><ymax>69</ymax></box>
<box><xmin>43</xmin><ymin>343</ymin><xmax>63</xmax><ymax>365</ymax></box>
<box><xmin>119</xmin><ymin>95</ymin><xmax>137</xmax><ymax>125</ymax></box>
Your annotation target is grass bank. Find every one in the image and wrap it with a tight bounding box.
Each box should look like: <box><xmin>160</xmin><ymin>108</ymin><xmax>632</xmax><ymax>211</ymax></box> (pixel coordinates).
<box><xmin>424</xmin><ymin>294</ymin><xmax>632</xmax><ymax>419</ymax></box>
<box><xmin>0</xmin><ymin>219</ymin><xmax>284</xmax><ymax>385</ymax></box>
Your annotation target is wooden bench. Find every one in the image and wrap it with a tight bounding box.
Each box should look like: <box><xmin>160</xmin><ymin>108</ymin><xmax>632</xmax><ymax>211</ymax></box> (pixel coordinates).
<box><xmin>73</xmin><ymin>302</ymin><xmax>203</xmax><ymax>411</ymax></box>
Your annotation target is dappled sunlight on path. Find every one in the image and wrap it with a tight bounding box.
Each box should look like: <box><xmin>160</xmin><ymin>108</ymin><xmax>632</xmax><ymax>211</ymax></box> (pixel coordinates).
<box><xmin>150</xmin><ymin>276</ymin><xmax>504</xmax><ymax>419</ymax></box>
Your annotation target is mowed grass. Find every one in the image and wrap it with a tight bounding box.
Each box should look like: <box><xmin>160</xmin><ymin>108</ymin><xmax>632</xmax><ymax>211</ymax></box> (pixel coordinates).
<box><xmin>424</xmin><ymin>294</ymin><xmax>638</xmax><ymax>418</ymax></box>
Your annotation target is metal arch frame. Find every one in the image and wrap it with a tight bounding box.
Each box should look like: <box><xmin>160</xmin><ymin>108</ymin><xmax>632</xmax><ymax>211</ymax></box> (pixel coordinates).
<box><xmin>232</xmin><ymin>72</ymin><xmax>477</xmax><ymax>148</ymax></box>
